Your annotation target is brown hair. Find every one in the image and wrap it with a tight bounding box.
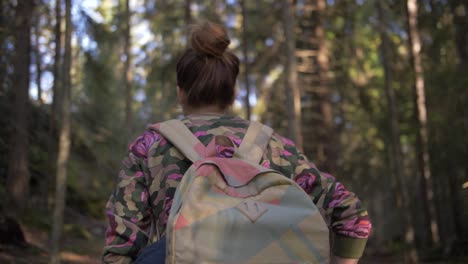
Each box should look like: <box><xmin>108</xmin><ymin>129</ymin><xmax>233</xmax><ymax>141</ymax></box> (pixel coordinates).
<box><xmin>176</xmin><ymin>22</ymin><xmax>240</xmax><ymax>109</ymax></box>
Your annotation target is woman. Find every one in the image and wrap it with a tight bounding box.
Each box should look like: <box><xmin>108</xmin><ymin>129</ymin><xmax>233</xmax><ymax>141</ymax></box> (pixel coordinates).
<box><xmin>103</xmin><ymin>21</ymin><xmax>371</xmax><ymax>264</ymax></box>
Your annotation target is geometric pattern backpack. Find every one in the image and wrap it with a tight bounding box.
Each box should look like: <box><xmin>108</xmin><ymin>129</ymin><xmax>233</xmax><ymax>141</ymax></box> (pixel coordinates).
<box><xmin>156</xmin><ymin>119</ymin><xmax>330</xmax><ymax>263</ymax></box>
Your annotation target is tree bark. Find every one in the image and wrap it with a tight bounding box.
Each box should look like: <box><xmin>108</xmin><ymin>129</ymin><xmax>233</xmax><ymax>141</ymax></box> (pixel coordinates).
<box><xmin>51</xmin><ymin>0</ymin><xmax>62</xmax><ymax>134</ymax></box>
<box><xmin>0</xmin><ymin>1</ymin><xmax>12</xmax><ymax>94</ymax></box>
<box><xmin>123</xmin><ymin>0</ymin><xmax>132</xmax><ymax>130</ymax></box>
<box><xmin>406</xmin><ymin>0</ymin><xmax>440</xmax><ymax>247</ymax></box>
<box><xmin>295</xmin><ymin>0</ymin><xmax>336</xmax><ymax>172</ymax></box>
<box><xmin>451</xmin><ymin>1</ymin><xmax>468</xmax><ymax>67</ymax></box>
<box><xmin>184</xmin><ymin>0</ymin><xmax>192</xmax><ymax>39</ymax></box>
<box><xmin>315</xmin><ymin>0</ymin><xmax>336</xmax><ymax>173</ymax></box>
<box><xmin>376</xmin><ymin>1</ymin><xmax>418</xmax><ymax>262</ymax></box>
<box><xmin>6</xmin><ymin>0</ymin><xmax>34</xmax><ymax>213</ymax></box>
<box><xmin>49</xmin><ymin>0</ymin><xmax>72</xmax><ymax>262</ymax></box>
<box><xmin>241</xmin><ymin>0</ymin><xmax>252</xmax><ymax>120</ymax></box>
<box><xmin>185</xmin><ymin>0</ymin><xmax>192</xmax><ymax>26</ymax></box>
<box><xmin>34</xmin><ymin>10</ymin><xmax>43</xmax><ymax>105</ymax></box>
<box><xmin>282</xmin><ymin>0</ymin><xmax>303</xmax><ymax>150</ymax></box>
<box><xmin>449</xmin><ymin>0</ymin><xmax>468</xmax><ymax>242</ymax></box>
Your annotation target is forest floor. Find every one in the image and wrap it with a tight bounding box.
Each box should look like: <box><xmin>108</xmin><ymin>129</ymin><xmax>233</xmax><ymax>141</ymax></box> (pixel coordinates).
<box><xmin>0</xmin><ymin>209</ymin><xmax>466</xmax><ymax>264</ymax></box>
<box><xmin>0</xmin><ymin>208</ymin><xmax>105</xmax><ymax>264</ymax></box>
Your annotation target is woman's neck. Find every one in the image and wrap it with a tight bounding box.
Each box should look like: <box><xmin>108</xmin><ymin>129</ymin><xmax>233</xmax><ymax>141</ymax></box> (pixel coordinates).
<box><xmin>183</xmin><ymin>105</ymin><xmax>229</xmax><ymax>116</ymax></box>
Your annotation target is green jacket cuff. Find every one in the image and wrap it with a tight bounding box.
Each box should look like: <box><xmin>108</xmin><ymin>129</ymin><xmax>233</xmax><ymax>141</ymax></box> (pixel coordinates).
<box><xmin>332</xmin><ymin>235</ymin><xmax>368</xmax><ymax>259</ymax></box>
<box><xmin>102</xmin><ymin>254</ymin><xmax>133</xmax><ymax>264</ymax></box>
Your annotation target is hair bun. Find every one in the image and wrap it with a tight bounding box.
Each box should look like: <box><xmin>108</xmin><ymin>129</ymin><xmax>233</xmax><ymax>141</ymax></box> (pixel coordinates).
<box><xmin>189</xmin><ymin>22</ymin><xmax>230</xmax><ymax>57</ymax></box>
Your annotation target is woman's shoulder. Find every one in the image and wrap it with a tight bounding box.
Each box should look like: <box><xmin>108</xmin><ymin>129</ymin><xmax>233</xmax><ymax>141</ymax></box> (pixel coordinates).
<box><xmin>181</xmin><ymin>114</ymin><xmax>249</xmax><ymax>128</ymax></box>
<box><xmin>270</xmin><ymin>131</ymin><xmax>296</xmax><ymax>147</ymax></box>
<box><xmin>128</xmin><ymin>129</ymin><xmax>163</xmax><ymax>159</ymax></box>
<box><xmin>128</xmin><ymin>117</ymin><xmax>301</xmax><ymax>160</ymax></box>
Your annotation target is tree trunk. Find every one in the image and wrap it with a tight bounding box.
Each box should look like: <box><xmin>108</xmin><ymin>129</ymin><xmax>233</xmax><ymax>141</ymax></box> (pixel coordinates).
<box><xmin>49</xmin><ymin>0</ymin><xmax>72</xmax><ymax>262</ymax></box>
<box><xmin>185</xmin><ymin>0</ymin><xmax>192</xmax><ymax>26</ymax></box>
<box><xmin>296</xmin><ymin>0</ymin><xmax>335</xmax><ymax>171</ymax></box>
<box><xmin>51</xmin><ymin>0</ymin><xmax>62</xmax><ymax>134</ymax></box>
<box><xmin>123</xmin><ymin>0</ymin><xmax>132</xmax><ymax>130</ymax></box>
<box><xmin>315</xmin><ymin>0</ymin><xmax>336</xmax><ymax>173</ymax></box>
<box><xmin>449</xmin><ymin>0</ymin><xmax>468</xmax><ymax>242</ymax></box>
<box><xmin>0</xmin><ymin>1</ymin><xmax>11</xmax><ymax>94</ymax></box>
<box><xmin>376</xmin><ymin>1</ymin><xmax>418</xmax><ymax>262</ymax></box>
<box><xmin>282</xmin><ymin>0</ymin><xmax>303</xmax><ymax>150</ymax></box>
<box><xmin>184</xmin><ymin>0</ymin><xmax>192</xmax><ymax>39</ymax></box>
<box><xmin>451</xmin><ymin>1</ymin><xmax>468</xmax><ymax>67</ymax></box>
<box><xmin>6</xmin><ymin>0</ymin><xmax>34</xmax><ymax>213</ymax></box>
<box><xmin>241</xmin><ymin>0</ymin><xmax>252</xmax><ymax>120</ymax></box>
<box><xmin>34</xmin><ymin>10</ymin><xmax>43</xmax><ymax>105</ymax></box>
<box><xmin>406</xmin><ymin>0</ymin><xmax>440</xmax><ymax>248</ymax></box>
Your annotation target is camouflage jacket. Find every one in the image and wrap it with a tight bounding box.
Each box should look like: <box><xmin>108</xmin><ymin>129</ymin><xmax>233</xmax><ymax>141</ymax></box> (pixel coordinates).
<box><xmin>103</xmin><ymin>114</ymin><xmax>372</xmax><ymax>264</ymax></box>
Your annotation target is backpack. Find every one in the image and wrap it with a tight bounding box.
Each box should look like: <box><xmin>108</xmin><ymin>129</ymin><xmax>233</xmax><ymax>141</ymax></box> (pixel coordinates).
<box><xmin>156</xmin><ymin>119</ymin><xmax>330</xmax><ymax>264</ymax></box>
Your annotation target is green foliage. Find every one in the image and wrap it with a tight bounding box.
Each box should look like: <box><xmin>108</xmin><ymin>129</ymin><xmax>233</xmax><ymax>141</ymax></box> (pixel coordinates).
<box><xmin>21</xmin><ymin>206</ymin><xmax>52</xmax><ymax>231</ymax></box>
<box><xmin>66</xmin><ymin>173</ymin><xmax>108</xmax><ymax>219</ymax></box>
<box><xmin>64</xmin><ymin>224</ymin><xmax>92</xmax><ymax>240</ymax></box>
<box><xmin>0</xmin><ymin>0</ymin><xmax>467</xmax><ymax>260</ymax></box>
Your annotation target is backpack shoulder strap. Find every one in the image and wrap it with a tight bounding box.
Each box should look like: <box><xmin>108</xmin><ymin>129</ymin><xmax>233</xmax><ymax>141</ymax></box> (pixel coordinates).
<box><xmin>155</xmin><ymin>119</ymin><xmax>206</xmax><ymax>163</ymax></box>
<box><xmin>235</xmin><ymin>121</ymin><xmax>273</xmax><ymax>164</ymax></box>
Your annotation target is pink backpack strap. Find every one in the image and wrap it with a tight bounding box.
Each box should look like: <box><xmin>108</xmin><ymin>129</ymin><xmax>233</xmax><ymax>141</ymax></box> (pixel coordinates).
<box><xmin>155</xmin><ymin>119</ymin><xmax>208</xmax><ymax>163</ymax></box>
<box><xmin>235</xmin><ymin>121</ymin><xmax>273</xmax><ymax>164</ymax></box>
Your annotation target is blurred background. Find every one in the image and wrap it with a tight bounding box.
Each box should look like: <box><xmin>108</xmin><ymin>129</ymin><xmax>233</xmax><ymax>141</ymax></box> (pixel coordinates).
<box><xmin>0</xmin><ymin>0</ymin><xmax>467</xmax><ymax>263</ymax></box>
